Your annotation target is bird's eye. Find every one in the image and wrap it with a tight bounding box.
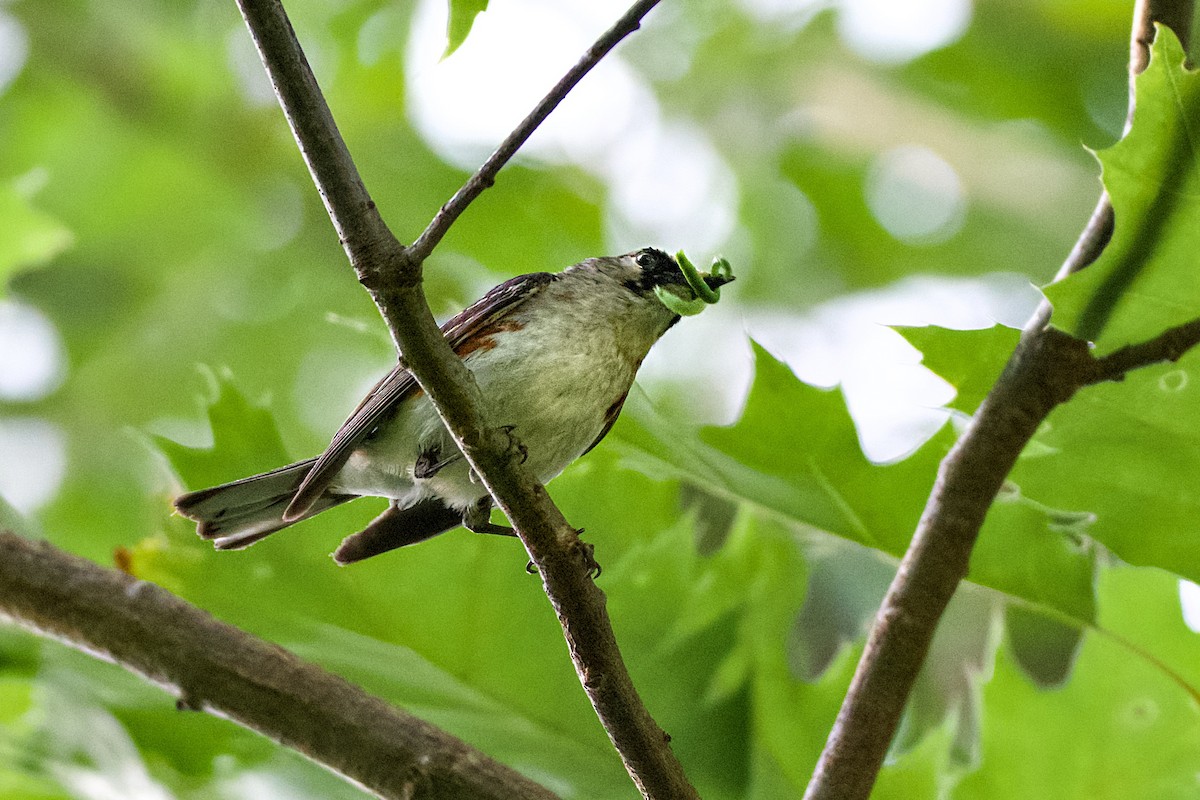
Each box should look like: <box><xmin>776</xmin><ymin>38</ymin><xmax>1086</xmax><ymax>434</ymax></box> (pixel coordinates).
<box><xmin>635</xmin><ymin>251</ymin><xmax>656</xmax><ymax>268</ymax></box>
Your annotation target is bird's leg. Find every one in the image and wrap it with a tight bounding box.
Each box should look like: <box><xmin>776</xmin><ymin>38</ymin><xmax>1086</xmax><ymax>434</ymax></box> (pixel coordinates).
<box><xmin>462</xmin><ymin>496</ymin><xmax>516</xmax><ymax>537</ymax></box>
<box><xmin>414</xmin><ymin>444</ymin><xmax>461</xmax><ymax>479</ymax></box>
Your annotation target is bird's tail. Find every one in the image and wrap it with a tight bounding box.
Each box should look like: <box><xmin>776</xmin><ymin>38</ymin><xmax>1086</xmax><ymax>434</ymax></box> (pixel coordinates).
<box><xmin>174</xmin><ymin>458</ymin><xmax>353</xmax><ymax>550</ymax></box>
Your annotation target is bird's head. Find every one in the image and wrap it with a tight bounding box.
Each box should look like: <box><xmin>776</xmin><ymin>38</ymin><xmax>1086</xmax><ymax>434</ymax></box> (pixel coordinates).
<box><xmin>598</xmin><ymin>247</ymin><xmax>735</xmax><ymax>306</ymax></box>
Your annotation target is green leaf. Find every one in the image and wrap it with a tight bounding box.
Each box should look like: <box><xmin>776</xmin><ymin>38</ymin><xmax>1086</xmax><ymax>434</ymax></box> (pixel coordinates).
<box><xmin>1010</xmin><ymin>347</ymin><xmax>1200</xmax><ymax>585</ymax></box>
<box><xmin>956</xmin><ymin>572</ymin><xmax>1200</xmax><ymax>799</ymax></box>
<box><xmin>897</xmin><ymin>325</ymin><xmax>1021</xmax><ymax>414</ymax></box>
<box><xmin>0</xmin><ymin>176</ymin><xmax>73</xmax><ymax>292</ymax></box>
<box><xmin>612</xmin><ymin>342</ymin><xmax>1098</xmax><ymax>627</ymax></box>
<box><xmin>622</xmin><ymin>341</ymin><xmax>952</xmax><ymax>555</ymax></box>
<box><xmin>444</xmin><ymin>0</ymin><xmax>489</xmax><ymax>58</ymax></box>
<box><xmin>1096</xmin><ymin>566</ymin><xmax>1200</xmax><ymax>697</ymax></box>
<box><xmin>153</xmin><ymin>370</ymin><xmax>291</xmax><ymax>490</ymax></box>
<box><xmin>1044</xmin><ymin>26</ymin><xmax>1200</xmax><ymax>352</ymax></box>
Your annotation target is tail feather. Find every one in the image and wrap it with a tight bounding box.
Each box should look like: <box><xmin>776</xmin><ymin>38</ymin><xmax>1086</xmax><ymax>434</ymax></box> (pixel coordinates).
<box><xmin>174</xmin><ymin>459</ymin><xmax>354</xmax><ymax>550</ymax></box>
<box><xmin>333</xmin><ymin>498</ymin><xmax>463</xmax><ymax>564</ymax></box>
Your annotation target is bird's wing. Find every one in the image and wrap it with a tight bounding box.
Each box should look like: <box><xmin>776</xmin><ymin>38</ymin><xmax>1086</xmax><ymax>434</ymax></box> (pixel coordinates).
<box><xmin>581</xmin><ymin>389</ymin><xmax>628</xmax><ymax>457</ymax></box>
<box><xmin>284</xmin><ymin>271</ymin><xmax>557</xmax><ymax>519</ymax></box>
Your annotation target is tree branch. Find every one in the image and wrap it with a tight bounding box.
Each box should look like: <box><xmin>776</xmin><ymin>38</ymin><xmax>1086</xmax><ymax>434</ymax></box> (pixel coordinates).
<box><xmin>803</xmin><ymin>3</ymin><xmax>1196</xmax><ymax>799</ymax></box>
<box><xmin>230</xmin><ymin>2</ymin><xmax>694</xmax><ymax>799</ymax></box>
<box><xmin>235</xmin><ymin>0</ymin><xmax>403</xmax><ymax>286</ymax></box>
<box><xmin>1051</xmin><ymin>0</ymin><xmax>1193</xmax><ymax>282</ymax></box>
<box><xmin>0</xmin><ymin>531</ymin><xmax>558</xmax><ymax>800</ymax></box>
<box><xmin>408</xmin><ymin>0</ymin><xmax>663</xmax><ymax>262</ymax></box>
<box><xmin>1088</xmin><ymin>316</ymin><xmax>1200</xmax><ymax>383</ymax></box>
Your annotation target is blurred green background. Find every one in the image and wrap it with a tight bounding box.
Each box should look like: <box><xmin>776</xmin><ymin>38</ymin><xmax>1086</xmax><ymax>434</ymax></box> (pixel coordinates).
<box><xmin>4</xmin><ymin>0</ymin><xmax>1200</xmax><ymax>798</ymax></box>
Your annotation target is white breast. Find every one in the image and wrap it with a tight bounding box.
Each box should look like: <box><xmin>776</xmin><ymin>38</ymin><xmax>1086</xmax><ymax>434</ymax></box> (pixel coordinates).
<box><xmin>333</xmin><ymin>269</ymin><xmax>677</xmax><ymax>511</ymax></box>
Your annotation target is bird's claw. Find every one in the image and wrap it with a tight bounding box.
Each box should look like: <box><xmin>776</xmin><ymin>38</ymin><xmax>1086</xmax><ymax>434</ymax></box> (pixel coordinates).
<box><xmin>524</xmin><ymin>530</ymin><xmax>600</xmax><ymax>578</ymax></box>
<box><xmin>574</xmin><ymin>529</ymin><xmax>601</xmax><ymax>579</ymax></box>
<box><xmin>498</xmin><ymin>425</ymin><xmax>529</xmax><ymax>465</ymax></box>
<box><xmin>463</xmin><ymin>497</ymin><xmax>515</xmax><ymax>537</ymax></box>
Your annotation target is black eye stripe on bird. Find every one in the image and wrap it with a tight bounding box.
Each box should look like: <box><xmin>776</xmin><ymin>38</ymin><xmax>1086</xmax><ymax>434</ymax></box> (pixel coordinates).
<box><xmin>174</xmin><ymin>250</ymin><xmax>734</xmax><ymax>564</ymax></box>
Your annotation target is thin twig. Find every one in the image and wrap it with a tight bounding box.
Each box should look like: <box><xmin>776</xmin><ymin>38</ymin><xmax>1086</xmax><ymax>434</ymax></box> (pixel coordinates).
<box><xmin>408</xmin><ymin>0</ymin><xmax>663</xmax><ymax>262</ymax></box>
<box><xmin>1088</xmin><ymin>316</ymin><xmax>1200</xmax><ymax>383</ymax></box>
<box><xmin>0</xmin><ymin>532</ymin><xmax>559</xmax><ymax>800</ymax></box>
<box><xmin>803</xmin><ymin>3</ymin><xmax>1196</xmax><ymax>799</ymax></box>
<box><xmin>232</xmin><ymin>2</ymin><xmax>694</xmax><ymax>798</ymax></box>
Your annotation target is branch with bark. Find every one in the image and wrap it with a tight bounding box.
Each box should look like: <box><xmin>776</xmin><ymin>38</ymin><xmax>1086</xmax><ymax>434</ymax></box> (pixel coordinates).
<box><xmin>0</xmin><ymin>532</ymin><xmax>558</xmax><ymax>800</ymax></box>
<box><xmin>803</xmin><ymin>2</ymin><xmax>1197</xmax><ymax>799</ymax></box>
<box><xmin>2</xmin><ymin>1</ymin><xmax>691</xmax><ymax>799</ymax></box>
<box><xmin>234</xmin><ymin>1</ymin><xmax>693</xmax><ymax>797</ymax></box>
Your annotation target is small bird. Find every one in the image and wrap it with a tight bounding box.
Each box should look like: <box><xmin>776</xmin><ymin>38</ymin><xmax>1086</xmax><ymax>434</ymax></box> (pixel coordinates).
<box><xmin>174</xmin><ymin>248</ymin><xmax>732</xmax><ymax>564</ymax></box>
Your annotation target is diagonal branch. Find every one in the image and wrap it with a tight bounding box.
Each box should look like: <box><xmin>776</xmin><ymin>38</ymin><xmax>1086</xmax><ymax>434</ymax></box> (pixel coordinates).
<box><xmin>235</xmin><ymin>0</ymin><xmax>401</xmax><ymax>285</ymax></box>
<box><xmin>408</xmin><ymin>0</ymin><xmax>663</xmax><ymax>262</ymax></box>
<box><xmin>230</xmin><ymin>2</ymin><xmax>694</xmax><ymax>799</ymax></box>
<box><xmin>0</xmin><ymin>531</ymin><xmax>559</xmax><ymax>800</ymax></box>
<box><xmin>803</xmin><ymin>3</ymin><xmax>1196</xmax><ymax>799</ymax></box>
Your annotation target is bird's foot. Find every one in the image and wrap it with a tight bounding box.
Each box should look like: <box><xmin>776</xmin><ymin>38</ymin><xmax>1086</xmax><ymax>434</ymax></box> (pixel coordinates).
<box><xmin>526</xmin><ymin>529</ymin><xmax>600</xmax><ymax>578</ymax></box>
<box><xmin>462</xmin><ymin>497</ymin><xmax>516</xmax><ymax>537</ymax></box>
<box><xmin>574</xmin><ymin>532</ymin><xmax>601</xmax><ymax>579</ymax></box>
<box><xmin>414</xmin><ymin>445</ymin><xmax>461</xmax><ymax>479</ymax></box>
<box><xmin>498</xmin><ymin>425</ymin><xmax>528</xmax><ymax>465</ymax></box>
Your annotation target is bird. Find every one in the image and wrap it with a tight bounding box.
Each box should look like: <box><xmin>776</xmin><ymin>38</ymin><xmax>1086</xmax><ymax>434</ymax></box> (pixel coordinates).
<box><xmin>173</xmin><ymin>247</ymin><xmax>732</xmax><ymax>564</ymax></box>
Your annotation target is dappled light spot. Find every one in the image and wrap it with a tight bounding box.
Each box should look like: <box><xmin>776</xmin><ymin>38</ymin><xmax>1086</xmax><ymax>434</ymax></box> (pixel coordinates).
<box><xmin>605</xmin><ymin>120</ymin><xmax>737</xmax><ymax>252</ymax></box>
<box><xmin>0</xmin><ymin>299</ymin><xmax>65</xmax><ymax>402</ymax></box>
<box><xmin>247</xmin><ymin>177</ymin><xmax>305</xmax><ymax>253</ymax></box>
<box><xmin>406</xmin><ymin>0</ymin><xmax>644</xmax><ymax>169</ymax></box>
<box><xmin>0</xmin><ymin>417</ymin><xmax>65</xmax><ymax>513</ymax></box>
<box><xmin>404</xmin><ymin>0</ymin><xmax>737</xmax><ymax>252</ymax></box>
<box><xmin>210</xmin><ymin>254</ymin><xmax>309</xmax><ymax>323</ymax></box>
<box><xmin>357</xmin><ymin>5</ymin><xmax>407</xmax><ymax>67</ymax></box>
<box><xmin>735</xmin><ymin>0</ymin><xmax>970</xmax><ymax>64</ymax></box>
<box><xmin>837</xmin><ymin>0</ymin><xmax>970</xmax><ymax>64</ymax></box>
<box><xmin>1158</xmin><ymin>369</ymin><xmax>1188</xmax><ymax>393</ymax></box>
<box><xmin>226</xmin><ymin>25</ymin><xmax>279</xmax><ymax>107</ymax></box>
<box><xmin>0</xmin><ymin>12</ymin><xmax>27</xmax><ymax>95</ymax></box>
<box><xmin>865</xmin><ymin>145</ymin><xmax>966</xmax><ymax>245</ymax></box>
<box><xmin>1117</xmin><ymin>696</ymin><xmax>1160</xmax><ymax>730</ymax></box>
<box><xmin>1179</xmin><ymin>580</ymin><xmax>1200</xmax><ymax>634</ymax></box>
<box><xmin>292</xmin><ymin>346</ymin><xmax>393</xmax><ymax>437</ymax></box>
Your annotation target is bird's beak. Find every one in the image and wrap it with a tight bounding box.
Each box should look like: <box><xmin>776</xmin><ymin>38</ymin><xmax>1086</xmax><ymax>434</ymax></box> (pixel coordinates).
<box><xmin>703</xmin><ymin>272</ymin><xmax>735</xmax><ymax>290</ymax></box>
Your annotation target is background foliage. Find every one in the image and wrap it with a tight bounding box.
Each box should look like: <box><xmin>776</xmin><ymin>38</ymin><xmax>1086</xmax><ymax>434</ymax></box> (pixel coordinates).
<box><xmin>2</xmin><ymin>0</ymin><xmax>1199</xmax><ymax>798</ymax></box>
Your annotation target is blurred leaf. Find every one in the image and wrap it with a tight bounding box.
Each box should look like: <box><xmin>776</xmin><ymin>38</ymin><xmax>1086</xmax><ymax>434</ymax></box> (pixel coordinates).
<box><xmin>871</xmin><ymin>719</ymin><xmax>958</xmax><ymax>800</ymax></box>
<box><xmin>900</xmin><ymin>0</ymin><xmax>1128</xmax><ymax>145</ymax></box>
<box><xmin>897</xmin><ymin>325</ymin><xmax>1021</xmax><ymax>414</ymax></box>
<box><xmin>1045</xmin><ymin>26</ymin><xmax>1200</xmax><ymax>351</ymax></box>
<box><xmin>0</xmin><ymin>177</ymin><xmax>73</xmax><ymax>292</ymax></box>
<box><xmin>288</xmin><ymin>626</ymin><xmax>630</xmax><ymax>797</ymax></box>
<box><xmin>1004</xmin><ymin>606</ymin><xmax>1082</xmax><ymax>687</ymax></box>
<box><xmin>444</xmin><ymin>0</ymin><xmax>489</xmax><ymax>58</ymax></box>
<box><xmin>154</xmin><ymin>371</ymin><xmax>292</xmax><ymax>490</ymax></box>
